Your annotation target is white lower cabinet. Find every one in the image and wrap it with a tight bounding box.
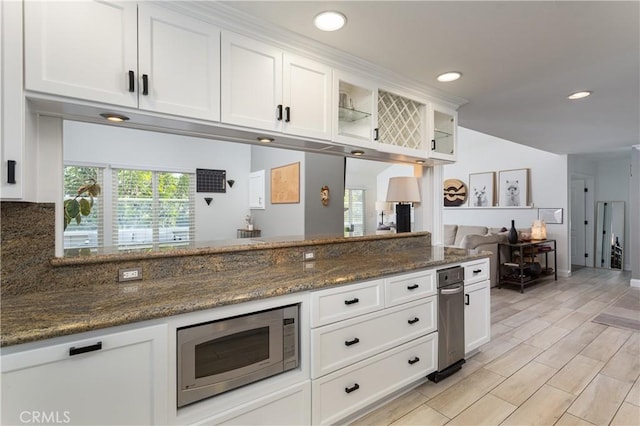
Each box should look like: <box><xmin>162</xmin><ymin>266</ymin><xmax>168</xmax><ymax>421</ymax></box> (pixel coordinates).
<box><xmin>1</xmin><ymin>324</ymin><xmax>168</xmax><ymax>426</ymax></box>
<box><xmin>464</xmin><ymin>279</ymin><xmax>491</xmax><ymax>354</ymax></box>
<box><xmin>192</xmin><ymin>381</ymin><xmax>310</xmax><ymax>425</ymax></box>
<box><xmin>312</xmin><ymin>334</ymin><xmax>436</xmax><ymax>425</ymax></box>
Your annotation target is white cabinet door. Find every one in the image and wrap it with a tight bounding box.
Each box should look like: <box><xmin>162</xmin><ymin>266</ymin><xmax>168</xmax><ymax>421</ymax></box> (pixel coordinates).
<box><xmin>221</xmin><ymin>31</ymin><xmax>283</xmax><ymax>131</ymax></box>
<box><xmin>332</xmin><ymin>70</ymin><xmax>379</xmax><ymax>150</ymax></box>
<box><xmin>138</xmin><ymin>4</ymin><xmax>220</xmax><ymax>121</ymax></box>
<box><xmin>428</xmin><ymin>103</ymin><xmax>457</xmax><ymax>162</ymax></box>
<box><xmin>282</xmin><ymin>54</ymin><xmax>332</xmax><ymax>140</ymax></box>
<box><xmin>249</xmin><ymin>170</ymin><xmax>265</xmax><ymax>209</ymax></box>
<box><xmin>464</xmin><ymin>280</ymin><xmax>491</xmax><ymax>353</ymax></box>
<box><xmin>1</xmin><ymin>325</ymin><xmax>168</xmax><ymax>426</ymax></box>
<box><xmin>24</xmin><ymin>0</ymin><xmax>138</xmax><ymax>107</ymax></box>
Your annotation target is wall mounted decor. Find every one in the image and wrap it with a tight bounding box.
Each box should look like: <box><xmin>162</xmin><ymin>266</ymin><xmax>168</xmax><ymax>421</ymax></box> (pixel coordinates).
<box><xmin>539</xmin><ymin>208</ymin><xmax>563</xmax><ymax>224</ymax></box>
<box><xmin>443</xmin><ymin>178</ymin><xmax>467</xmax><ymax>206</ymax></box>
<box><xmin>468</xmin><ymin>172</ymin><xmax>495</xmax><ymax>207</ymax></box>
<box><xmin>498</xmin><ymin>168</ymin><xmax>529</xmax><ymax>207</ymax></box>
<box><xmin>271</xmin><ymin>162</ymin><xmax>300</xmax><ymax>204</ymax></box>
<box><xmin>204</xmin><ymin>197</ymin><xmax>213</xmax><ymax>206</ymax></box>
<box><xmin>321</xmin><ymin>185</ymin><xmax>330</xmax><ymax>206</ymax></box>
<box><xmin>196</xmin><ymin>168</ymin><xmax>226</xmax><ymax>193</ymax></box>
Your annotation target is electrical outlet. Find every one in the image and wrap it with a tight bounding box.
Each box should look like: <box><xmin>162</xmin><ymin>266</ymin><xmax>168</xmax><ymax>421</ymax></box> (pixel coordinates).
<box><xmin>119</xmin><ymin>267</ymin><xmax>142</xmax><ymax>282</ymax></box>
<box><xmin>303</xmin><ymin>252</ymin><xmax>315</xmax><ymax>261</ymax></box>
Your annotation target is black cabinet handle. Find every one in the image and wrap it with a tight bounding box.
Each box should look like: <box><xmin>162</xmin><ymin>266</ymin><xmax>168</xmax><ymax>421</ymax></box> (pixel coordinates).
<box><xmin>128</xmin><ymin>70</ymin><xmax>135</xmax><ymax>92</ymax></box>
<box><xmin>408</xmin><ymin>356</ymin><xmax>420</xmax><ymax>365</ymax></box>
<box><xmin>276</xmin><ymin>104</ymin><xmax>283</xmax><ymax>121</ymax></box>
<box><xmin>344</xmin><ymin>337</ymin><xmax>360</xmax><ymax>347</ymax></box>
<box><xmin>69</xmin><ymin>341</ymin><xmax>102</xmax><ymax>356</ymax></box>
<box><xmin>142</xmin><ymin>74</ymin><xmax>149</xmax><ymax>96</ymax></box>
<box><xmin>344</xmin><ymin>297</ymin><xmax>359</xmax><ymax>305</ymax></box>
<box><xmin>284</xmin><ymin>106</ymin><xmax>290</xmax><ymax>122</ymax></box>
<box><xmin>407</xmin><ymin>283</ymin><xmax>419</xmax><ymax>290</ymax></box>
<box><xmin>408</xmin><ymin>317</ymin><xmax>420</xmax><ymax>325</ymax></box>
<box><xmin>345</xmin><ymin>383</ymin><xmax>360</xmax><ymax>394</ymax></box>
<box><xmin>431</xmin><ymin>139</ymin><xmax>436</xmax><ymax>150</ymax></box>
<box><xmin>374</xmin><ymin>128</ymin><xmax>379</xmax><ymax>141</ymax></box>
<box><xmin>465</xmin><ymin>294</ymin><xmax>470</xmax><ymax>306</ymax></box>
<box><xmin>473</xmin><ymin>269</ymin><xmax>482</xmax><ymax>274</ymax></box>
<box><xmin>7</xmin><ymin>160</ymin><xmax>16</xmax><ymax>184</ymax></box>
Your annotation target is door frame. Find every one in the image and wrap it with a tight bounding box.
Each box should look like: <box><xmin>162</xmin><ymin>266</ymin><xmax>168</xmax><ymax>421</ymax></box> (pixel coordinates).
<box><xmin>570</xmin><ymin>173</ymin><xmax>595</xmax><ymax>268</ymax></box>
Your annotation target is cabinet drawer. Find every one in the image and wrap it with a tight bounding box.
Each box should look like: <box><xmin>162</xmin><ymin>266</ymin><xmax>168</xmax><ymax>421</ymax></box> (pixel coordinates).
<box><xmin>312</xmin><ymin>333</ymin><xmax>437</xmax><ymax>425</ymax></box>
<box><xmin>311</xmin><ymin>297</ymin><xmax>436</xmax><ymax>378</ymax></box>
<box><xmin>463</xmin><ymin>258</ymin><xmax>490</xmax><ymax>285</ymax></box>
<box><xmin>310</xmin><ymin>279</ymin><xmax>384</xmax><ymax>327</ymax></box>
<box><xmin>384</xmin><ymin>269</ymin><xmax>436</xmax><ymax>307</ymax></box>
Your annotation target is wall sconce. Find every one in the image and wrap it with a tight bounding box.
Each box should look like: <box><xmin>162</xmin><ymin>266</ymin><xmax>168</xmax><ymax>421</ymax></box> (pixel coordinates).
<box><xmin>531</xmin><ymin>220</ymin><xmax>547</xmax><ymax>240</ymax></box>
<box><xmin>386</xmin><ymin>176</ymin><xmax>421</xmax><ymax>233</ymax></box>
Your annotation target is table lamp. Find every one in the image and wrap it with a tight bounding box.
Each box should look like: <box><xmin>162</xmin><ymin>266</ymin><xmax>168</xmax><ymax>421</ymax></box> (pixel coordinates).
<box><xmin>386</xmin><ymin>177</ymin><xmax>421</xmax><ymax>233</ymax></box>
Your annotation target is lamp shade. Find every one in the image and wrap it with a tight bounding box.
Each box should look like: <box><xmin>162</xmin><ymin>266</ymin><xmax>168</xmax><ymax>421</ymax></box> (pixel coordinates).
<box><xmin>386</xmin><ymin>177</ymin><xmax>421</xmax><ymax>202</ymax></box>
<box><xmin>375</xmin><ymin>201</ymin><xmax>393</xmax><ymax>213</ymax></box>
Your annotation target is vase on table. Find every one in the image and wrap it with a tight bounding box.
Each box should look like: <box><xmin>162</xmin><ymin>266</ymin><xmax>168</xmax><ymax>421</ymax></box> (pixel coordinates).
<box><xmin>508</xmin><ymin>220</ymin><xmax>518</xmax><ymax>244</ymax></box>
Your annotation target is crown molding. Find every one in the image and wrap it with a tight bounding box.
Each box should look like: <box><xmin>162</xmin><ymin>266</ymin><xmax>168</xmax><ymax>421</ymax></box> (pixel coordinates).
<box><xmin>159</xmin><ymin>1</ymin><xmax>467</xmax><ymax>110</ymax></box>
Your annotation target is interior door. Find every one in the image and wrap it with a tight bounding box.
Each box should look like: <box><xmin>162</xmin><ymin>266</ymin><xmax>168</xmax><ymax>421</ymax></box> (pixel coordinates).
<box><xmin>570</xmin><ymin>179</ymin><xmax>586</xmax><ymax>266</ymax></box>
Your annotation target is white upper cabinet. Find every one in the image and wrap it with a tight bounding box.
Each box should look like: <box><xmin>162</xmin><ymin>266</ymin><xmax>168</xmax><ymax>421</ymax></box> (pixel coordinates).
<box><xmin>428</xmin><ymin>103</ymin><xmax>458</xmax><ymax>162</ymax></box>
<box><xmin>377</xmin><ymin>89</ymin><xmax>427</xmax><ymax>158</ymax></box>
<box><xmin>24</xmin><ymin>1</ymin><xmax>220</xmax><ymax>121</ymax></box>
<box><xmin>332</xmin><ymin>71</ymin><xmax>378</xmax><ymax>150</ymax></box>
<box><xmin>138</xmin><ymin>4</ymin><xmax>220</xmax><ymax>121</ymax></box>
<box><xmin>221</xmin><ymin>31</ymin><xmax>332</xmax><ymax>140</ymax></box>
<box><xmin>24</xmin><ymin>0</ymin><xmax>138</xmax><ymax>108</ymax></box>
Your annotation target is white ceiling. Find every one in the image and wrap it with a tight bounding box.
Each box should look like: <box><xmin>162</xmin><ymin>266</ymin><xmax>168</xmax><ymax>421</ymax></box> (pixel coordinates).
<box><xmin>221</xmin><ymin>1</ymin><xmax>639</xmax><ymax>155</ymax></box>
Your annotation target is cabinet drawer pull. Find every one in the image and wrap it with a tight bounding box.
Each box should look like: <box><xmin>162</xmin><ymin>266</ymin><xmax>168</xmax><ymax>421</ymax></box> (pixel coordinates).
<box><xmin>344</xmin><ymin>337</ymin><xmax>360</xmax><ymax>347</ymax></box>
<box><xmin>142</xmin><ymin>74</ymin><xmax>149</xmax><ymax>96</ymax></box>
<box><xmin>69</xmin><ymin>341</ymin><xmax>102</xmax><ymax>357</ymax></box>
<box><xmin>7</xmin><ymin>160</ymin><xmax>16</xmax><ymax>184</ymax></box>
<box><xmin>407</xmin><ymin>283</ymin><xmax>419</xmax><ymax>290</ymax></box>
<box><xmin>276</xmin><ymin>104</ymin><xmax>283</xmax><ymax>121</ymax></box>
<box><xmin>344</xmin><ymin>297</ymin><xmax>359</xmax><ymax>305</ymax></box>
<box><xmin>408</xmin><ymin>356</ymin><xmax>420</xmax><ymax>365</ymax></box>
<box><xmin>408</xmin><ymin>317</ymin><xmax>420</xmax><ymax>325</ymax></box>
<box><xmin>345</xmin><ymin>383</ymin><xmax>360</xmax><ymax>394</ymax></box>
<box><xmin>473</xmin><ymin>269</ymin><xmax>482</xmax><ymax>274</ymax></box>
<box><xmin>128</xmin><ymin>70</ymin><xmax>135</xmax><ymax>92</ymax></box>
<box><xmin>465</xmin><ymin>294</ymin><xmax>470</xmax><ymax>306</ymax></box>
<box><xmin>284</xmin><ymin>106</ymin><xmax>290</xmax><ymax>122</ymax></box>
<box><xmin>431</xmin><ymin>139</ymin><xmax>436</xmax><ymax>150</ymax></box>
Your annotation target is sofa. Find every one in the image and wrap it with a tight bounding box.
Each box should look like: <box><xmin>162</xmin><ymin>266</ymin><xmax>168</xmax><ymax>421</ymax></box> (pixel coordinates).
<box><xmin>444</xmin><ymin>225</ymin><xmax>511</xmax><ymax>287</ymax></box>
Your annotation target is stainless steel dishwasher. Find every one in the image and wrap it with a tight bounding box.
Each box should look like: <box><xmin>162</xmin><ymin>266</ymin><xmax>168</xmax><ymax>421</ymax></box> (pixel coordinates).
<box><xmin>428</xmin><ymin>266</ymin><xmax>465</xmax><ymax>383</ymax></box>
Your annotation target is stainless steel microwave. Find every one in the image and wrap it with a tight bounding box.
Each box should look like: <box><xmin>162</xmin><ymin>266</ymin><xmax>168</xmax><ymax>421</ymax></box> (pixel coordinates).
<box><xmin>177</xmin><ymin>304</ymin><xmax>299</xmax><ymax>408</ymax></box>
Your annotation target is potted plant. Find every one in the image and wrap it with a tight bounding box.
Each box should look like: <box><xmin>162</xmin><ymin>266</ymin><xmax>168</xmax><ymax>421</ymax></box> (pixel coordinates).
<box><xmin>63</xmin><ymin>178</ymin><xmax>101</xmax><ymax>230</ymax></box>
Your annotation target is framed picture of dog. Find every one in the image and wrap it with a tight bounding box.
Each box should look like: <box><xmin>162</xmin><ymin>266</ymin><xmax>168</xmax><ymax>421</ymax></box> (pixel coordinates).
<box><xmin>468</xmin><ymin>172</ymin><xmax>495</xmax><ymax>207</ymax></box>
<box><xmin>498</xmin><ymin>168</ymin><xmax>529</xmax><ymax>207</ymax></box>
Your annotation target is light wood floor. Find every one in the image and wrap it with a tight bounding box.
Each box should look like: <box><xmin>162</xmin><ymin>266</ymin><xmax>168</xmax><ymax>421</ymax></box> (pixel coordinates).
<box><xmin>351</xmin><ymin>268</ymin><xmax>640</xmax><ymax>426</ymax></box>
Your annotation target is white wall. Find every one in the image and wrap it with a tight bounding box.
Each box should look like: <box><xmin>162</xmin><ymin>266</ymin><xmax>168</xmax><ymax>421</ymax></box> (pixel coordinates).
<box><xmin>63</xmin><ymin>120</ymin><xmax>252</xmax><ymax>241</ymax></box>
<box><xmin>443</xmin><ymin>127</ymin><xmax>570</xmax><ymax>276</ymax></box>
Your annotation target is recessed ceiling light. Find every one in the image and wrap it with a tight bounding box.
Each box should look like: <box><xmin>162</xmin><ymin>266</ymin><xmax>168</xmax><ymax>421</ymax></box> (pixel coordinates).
<box><xmin>257</xmin><ymin>137</ymin><xmax>274</xmax><ymax>143</ymax></box>
<box><xmin>567</xmin><ymin>91</ymin><xmax>592</xmax><ymax>100</ymax></box>
<box><xmin>99</xmin><ymin>113</ymin><xmax>129</xmax><ymax>122</ymax></box>
<box><xmin>314</xmin><ymin>11</ymin><xmax>346</xmax><ymax>31</ymax></box>
<box><xmin>436</xmin><ymin>72</ymin><xmax>462</xmax><ymax>83</ymax></box>
<box><xmin>350</xmin><ymin>149</ymin><xmax>365</xmax><ymax>156</ymax></box>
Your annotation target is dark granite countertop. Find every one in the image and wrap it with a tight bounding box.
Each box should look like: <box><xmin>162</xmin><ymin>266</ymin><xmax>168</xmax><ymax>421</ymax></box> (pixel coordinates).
<box><xmin>1</xmin><ymin>246</ymin><xmax>489</xmax><ymax>347</ymax></box>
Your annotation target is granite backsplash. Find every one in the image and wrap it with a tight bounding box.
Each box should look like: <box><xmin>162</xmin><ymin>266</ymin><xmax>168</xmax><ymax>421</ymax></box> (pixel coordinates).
<box><xmin>1</xmin><ymin>202</ymin><xmax>431</xmax><ymax>296</ymax></box>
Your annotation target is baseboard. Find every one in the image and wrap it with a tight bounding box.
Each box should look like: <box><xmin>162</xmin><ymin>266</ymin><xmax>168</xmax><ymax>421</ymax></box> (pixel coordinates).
<box><xmin>558</xmin><ymin>269</ymin><xmax>571</xmax><ymax>278</ymax></box>
<box><xmin>631</xmin><ymin>278</ymin><xmax>640</xmax><ymax>288</ymax></box>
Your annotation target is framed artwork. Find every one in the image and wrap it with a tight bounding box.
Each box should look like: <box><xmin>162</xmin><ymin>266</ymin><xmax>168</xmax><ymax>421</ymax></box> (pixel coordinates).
<box><xmin>468</xmin><ymin>172</ymin><xmax>495</xmax><ymax>207</ymax></box>
<box><xmin>539</xmin><ymin>208</ymin><xmax>563</xmax><ymax>224</ymax></box>
<box><xmin>270</xmin><ymin>162</ymin><xmax>300</xmax><ymax>204</ymax></box>
<box><xmin>498</xmin><ymin>168</ymin><xmax>529</xmax><ymax>207</ymax></box>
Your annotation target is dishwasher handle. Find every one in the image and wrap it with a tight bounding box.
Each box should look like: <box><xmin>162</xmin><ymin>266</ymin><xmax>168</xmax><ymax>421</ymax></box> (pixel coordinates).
<box><xmin>440</xmin><ymin>284</ymin><xmax>464</xmax><ymax>295</ymax></box>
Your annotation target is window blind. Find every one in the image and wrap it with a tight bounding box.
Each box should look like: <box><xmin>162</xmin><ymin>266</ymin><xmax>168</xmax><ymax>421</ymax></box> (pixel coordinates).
<box><xmin>63</xmin><ymin>166</ymin><xmax>104</xmax><ymax>252</ymax></box>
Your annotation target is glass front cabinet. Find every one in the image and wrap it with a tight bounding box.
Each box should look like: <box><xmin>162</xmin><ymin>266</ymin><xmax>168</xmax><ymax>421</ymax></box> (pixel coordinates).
<box><xmin>428</xmin><ymin>104</ymin><xmax>457</xmax><ymax>162</ymax></box>
<box><xmin>332</xmin><ymin>71</ymin><xmax>378</xmax><ymax>150</ymax></box>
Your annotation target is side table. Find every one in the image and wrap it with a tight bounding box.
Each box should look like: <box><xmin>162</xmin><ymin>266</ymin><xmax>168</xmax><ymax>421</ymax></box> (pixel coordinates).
<box><xmin>497</xmin><ymin>239</ymin><xmax>557</xmax><ymax>293</ymax></box>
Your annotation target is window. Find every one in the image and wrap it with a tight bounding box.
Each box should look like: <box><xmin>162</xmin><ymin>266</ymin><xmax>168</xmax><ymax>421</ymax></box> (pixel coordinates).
<box><xmin>344</xmin><ymin>188</ymin><xmax>365</xmax><ymax>236</ymax></box>
<box><xmin>63</xmin><ymin>166</ymin><xmax>103</xmax><ymax>252</ymax></box>
<box><xmin>113</xmin><ymin>169</ymin><xmax>195</xmax><ymax>250</ymax></box>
